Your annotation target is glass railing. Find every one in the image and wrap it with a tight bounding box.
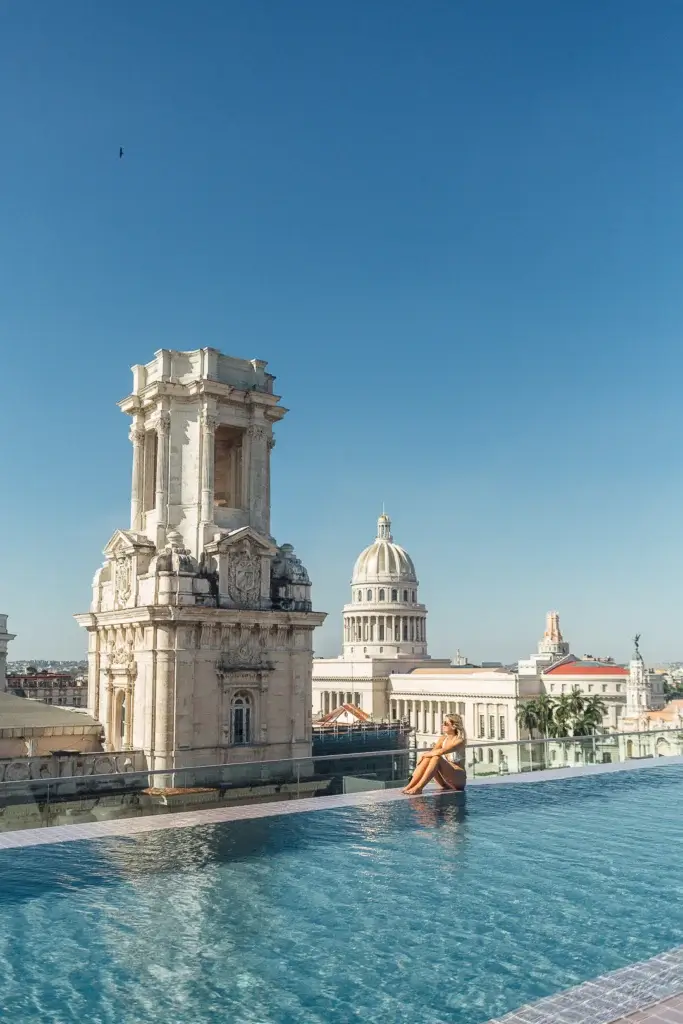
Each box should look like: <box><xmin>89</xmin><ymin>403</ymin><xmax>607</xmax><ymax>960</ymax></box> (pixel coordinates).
<box><xmin>0</xmin><ymin>728</ymin><xmax>680</xmax><ymax>835</ymax></box>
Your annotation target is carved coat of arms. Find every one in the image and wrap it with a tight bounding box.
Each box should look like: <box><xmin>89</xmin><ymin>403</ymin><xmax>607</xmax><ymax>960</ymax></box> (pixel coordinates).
<box><xmin>228</xmin><ymin>543</ymin><xmax>261</xmax><ymax>608</ymax></box>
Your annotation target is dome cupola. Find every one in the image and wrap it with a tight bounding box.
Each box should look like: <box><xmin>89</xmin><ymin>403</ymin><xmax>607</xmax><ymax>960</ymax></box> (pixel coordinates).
<box><xmin>343</xmin><ymin>513</ymin><xmax>428</xmax><ymax>661</ymax></box>
<box><xmin>352</xmin><ymin>514</ymin><xmax>417</xmax><ymax>585</ymax></box>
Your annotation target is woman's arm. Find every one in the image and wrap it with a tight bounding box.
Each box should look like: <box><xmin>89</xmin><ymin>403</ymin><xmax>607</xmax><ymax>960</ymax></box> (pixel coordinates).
<box><xmin>440</xmin><ymin>736</ymin><xmax>466</xmax><ymax>757</ymax></box>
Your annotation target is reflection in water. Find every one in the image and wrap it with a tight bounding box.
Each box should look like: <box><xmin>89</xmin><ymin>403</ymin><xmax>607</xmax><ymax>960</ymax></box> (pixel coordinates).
<box><xmin>3</xmin><ymin>771</ymin><xmax>683</xmax><ymax>1023</ymax></box>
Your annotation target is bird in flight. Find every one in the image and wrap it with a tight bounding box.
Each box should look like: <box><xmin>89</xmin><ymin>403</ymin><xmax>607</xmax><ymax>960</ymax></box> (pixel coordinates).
<box><xmin>119</xmin><ymin>147</ymin><xmax>124</xmax><ymax>159</ymax></box>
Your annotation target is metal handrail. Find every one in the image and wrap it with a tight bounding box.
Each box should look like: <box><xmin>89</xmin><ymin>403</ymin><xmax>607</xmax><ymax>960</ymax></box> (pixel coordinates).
<box><xmin>0</xmin><ymin>726</ymin><xmax>679</xmax><ymax>790</ymax></box>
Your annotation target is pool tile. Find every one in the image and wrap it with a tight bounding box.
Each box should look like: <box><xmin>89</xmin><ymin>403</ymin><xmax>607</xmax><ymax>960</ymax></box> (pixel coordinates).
<box><xmin>485</xmin><ymin>945</ymin><xmax>683</xmax><ymax>1024</ymax></box>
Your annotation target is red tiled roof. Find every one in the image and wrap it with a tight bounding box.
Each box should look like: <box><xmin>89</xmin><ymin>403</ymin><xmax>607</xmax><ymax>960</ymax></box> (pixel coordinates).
<box><xmin>318</xmin><ymin>703</ymin><xmax>371</xmax><ymax>724</ymax></box>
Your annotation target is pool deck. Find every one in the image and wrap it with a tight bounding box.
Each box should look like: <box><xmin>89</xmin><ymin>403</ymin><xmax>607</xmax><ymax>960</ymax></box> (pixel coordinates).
<box><xmin>2</xmin><ymin>755</ymin><xmax>682</xmax><ymax>1024</ymax></box>
<box><xmin>486</xmin><ymin>945</ymin><xmax>683</xmax><ymax>1024</ymax></box>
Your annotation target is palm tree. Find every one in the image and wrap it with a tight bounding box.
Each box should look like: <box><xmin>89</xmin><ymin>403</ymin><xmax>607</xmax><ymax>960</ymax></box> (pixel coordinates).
<box><xmin>517</xmin><ymin>700</ymin><xmax>539</xmax><ymax>738</ymax></box>
<box><xmin>567</xmin><ymin>686</ymin><xmax>586</xmax><ymax>722</ymax></box>
<box><xmin>574</xmin><ymin>695</ymin><xmax>607</xmax><ymax>736</ymax></box>
<box><xmin>517</xmin><ymin>700</ymin><xmax>540</xmax><ymax>772</ymax></box>
<box><xmin>552</xmin><ymin>694</ymin><xmax>572</xmax><ymax>738</ymax></box>
<box><xmin>535</xmin><ymin>693</ymin><xmax>556</xmax><ymax>738</ymax></box>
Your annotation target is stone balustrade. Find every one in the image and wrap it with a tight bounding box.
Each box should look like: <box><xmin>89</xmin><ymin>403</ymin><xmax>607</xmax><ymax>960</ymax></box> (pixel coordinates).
<box><xmin>0</xmin><ymin>748</ymin><xmax>146</xmax><ymax>784</ymax></box>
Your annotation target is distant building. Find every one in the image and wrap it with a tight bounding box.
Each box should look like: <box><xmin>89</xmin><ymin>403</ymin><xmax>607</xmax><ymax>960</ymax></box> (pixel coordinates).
<box><xmin>0</xmin><ymin>616</ymin><xmax>16</xmax><ymax>692</ymax></box>
<box><xmin>0</xmin><ymin>691</ymin><xmax>102</xmax><ymax>759</ymax></box>
<box><xmin>6</xmin><ymin>671</ymin><xmax>87</xmax><ymax>708</ymax></box>
<box><xmin>312</xmin><ymin>512</ymin><xmax>449</xmax><ymax>719</ymax></box>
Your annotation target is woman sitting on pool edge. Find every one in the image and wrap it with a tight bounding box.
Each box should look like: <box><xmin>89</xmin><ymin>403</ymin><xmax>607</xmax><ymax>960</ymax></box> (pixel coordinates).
<box><xmin>402</xmin><ymin>714</ymin><xmax>467</xmax><ymax>796</ymax></box>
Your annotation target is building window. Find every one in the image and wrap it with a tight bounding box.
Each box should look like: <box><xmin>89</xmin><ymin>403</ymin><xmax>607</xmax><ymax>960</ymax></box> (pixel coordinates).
<box><xmin>588</xmin><ymin>684</ymin><xmax>593</xmax><ymax>693</ymax></box>
<box><xmin>214</xmin><ymin>425</ymin><xmax>244</xmax><ymax>509</ymax></box>
<box><xmin>412</xmin><ymin>591</ymin><xmax>416</xmax><ymax>602</ymax></box>
<box><xmin>379</xmin><ymin>624</ymin><xmax>385</xmax><ymax>641</ymax></box>
<box><xmin>487</xmin><ymin>748</ymin><xmax>494</xmax><ymax>764</ymax></box>
<box><xmin>476</xmin><ymin>748</ymin><xmax>483</xmax><ymax>763</ymax></box>
<box><xmin>379</xmin><ymin>647</ymin><xmax>383</xmax><ymax>653</ymax></box>
<box><xmin>354</xmin><ymin>692</ymin><xmax>360</xmax><ymax>706</ymax></box>
<box><xmin>230</xmin><ymin>692</ymin><xmax>252</xmax><ymax>745</ymax></box>
<box><xmin>616</xmin><ymin>683</ymin><xmax>622</xmax><ymax>693</ymax></box>
<box><xmin>458</xmin><ymin>702</ymin><xmax>465</xmax><ymax>716</ymax></box>
<box><xmin>366</xmin><ymin>589</ymin><xmax>372</xmax><ymax>601</ymax></box>
<box><xmin>488</xmin><ymin>715</ymin><xmax>495</xmax><ymax>739</ymax></box>
<box><xmin>379</xmin><ymin>589</ymin><xmax>385</xmax><ymax>601</ymax></box>
<box><xmin>602</xmin><ymin>684</ymin><xmax>608</xmax><ymax>693</ymax></box>
<box><xmin>403</xmin><ymin>589</ymin><xmax>408</xmax><ymax>601</ymax></box>
<box><xmin>549</xmin><ymin>684</ymin><xmax>555</xmax><ymax>693</ymax></box>
<box><xmin>391</xmin><ymin>589</ymin><xmax>398</xmax><ymax>601</ymax></box>
<box><xmin>499</xmin><ymin>716</ymin><xmax>505</xmax><ymax>739</ymax></box>
<box><xmin>357</xmin><ymin>590</ymin><xmax>362</xmax><ymax>601</ymax></box>
<box><xmin>478</xmin><ymin>714</ymin><xmax>485</xmax><ymax>738</ymax></box>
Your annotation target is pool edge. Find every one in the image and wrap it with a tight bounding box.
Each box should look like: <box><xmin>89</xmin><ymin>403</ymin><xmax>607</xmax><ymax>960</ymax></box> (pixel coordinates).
<box><xmin>0</xmin><ymin>754</ymin><xmax>682</xmax><ymax>852</ymax></box>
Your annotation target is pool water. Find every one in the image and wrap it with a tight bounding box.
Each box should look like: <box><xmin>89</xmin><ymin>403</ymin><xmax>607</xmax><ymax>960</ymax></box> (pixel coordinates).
<box><xmin>2</xmin><ymin>765</ymin><xmax>683</xmax><ymax>1024</ymax></box>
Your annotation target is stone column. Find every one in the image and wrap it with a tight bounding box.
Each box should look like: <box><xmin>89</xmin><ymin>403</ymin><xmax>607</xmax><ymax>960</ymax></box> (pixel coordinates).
<box><xmin>200</xmin><ymin>406</ymin><xmax>217</xmax><ymax>524</ymax></box>
<box><xmin>155</xmin><ymin>411</ymin><xmax>171</xmax><ymax>546</ymax></box>
<box><xmin>153</xmin><ymin>626</ymin><xmax>175</xmax><ymax>771</ymax></box>
<box><xmin>105</xmin><ymin>677</ymin><xmax>114</xmax><ymax>751</ymax></box>
<box><xmin>265</xmin><ymin>434</ymin><xmax>275</xmax><ymax>535</ymax></box>
<box><xmin>247</xmin><ymin>424</ymin><xmax>268</xmax><ymax>535</ymax></box>
<box><xmin>88</xmin><ymin>631</ymin><xmax>100</xmax><ymax>720</ymax></box>
<box><xmin>125</xmin><ymin>677</ymin><xmax>134</xmax><ymax>749</ymax></box>
<box><xmin>129</xmin><ymin>419</ymin><xmax>146</xmax><ymax>532</ymax></box>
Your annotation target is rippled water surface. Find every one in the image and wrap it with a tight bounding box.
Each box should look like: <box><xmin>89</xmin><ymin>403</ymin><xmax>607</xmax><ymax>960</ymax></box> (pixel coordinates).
<box><xmin>2</xmin><ymin>766</ymin><xmax>683</xmax><ymax>1024</ymax></box>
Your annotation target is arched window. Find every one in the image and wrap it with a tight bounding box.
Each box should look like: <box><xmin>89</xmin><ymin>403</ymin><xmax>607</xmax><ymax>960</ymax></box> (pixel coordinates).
<box><xmin>230</xmin><ymin>692</ymin><xmax>252</xmax><ymax>745</ymax></box>
<box><xmin>357</xmin><ymin>590</ymin><xmax>362</xmax><ymax>602</ymax></box>
<box><xmin>403</xmin><ymin>589</ymin><xmax>408</xmax><ymax>602</ymax></box>
<box><xmin>366</xmin><ymin>589</ymin><xmax>372</xmax><ymax>601</ymax></box>
<box><xmin>378</xmin><ymin>589</ymin><xmax>385</xmax><ymax>601</ymax></box>
<box><xmin>391</xmin><ymin>589</ymin><xmax>398</xmax><ymax>601</ymax></box>
<box><xmin>412</xmin><ymin>590</ymin><xmax>416</xmax><ymax>603</ymax></box>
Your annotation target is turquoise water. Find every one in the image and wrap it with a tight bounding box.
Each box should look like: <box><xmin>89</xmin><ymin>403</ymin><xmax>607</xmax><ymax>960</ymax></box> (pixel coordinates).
<box><xmin>2</xmin><ymin>765</ymin><xmax>683</xmax><ymax>1024</ymax></box>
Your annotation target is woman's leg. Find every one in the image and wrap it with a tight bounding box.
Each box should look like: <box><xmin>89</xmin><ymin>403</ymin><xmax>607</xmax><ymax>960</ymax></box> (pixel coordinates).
<box><xmin>433</xmin><ymin>761</ymin><xmax>466</xmax><ymax>792</ymax></box>
<box><xmin>402</xmin><ymin>755</ymin><xmax>432</xmax><ymax>793</ymax></box>
<box><xmin>404</xmin><ymin>755</ymin><xmax>443</xmax><ymax>794</ymax></box>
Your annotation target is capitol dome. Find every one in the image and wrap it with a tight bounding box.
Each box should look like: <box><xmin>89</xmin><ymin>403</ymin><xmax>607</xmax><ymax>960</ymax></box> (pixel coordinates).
<box><xmin>342</xmin><ymin>513</ymin><xmax>428</xmax><ymax>661</ymax></box>
<box><xmin>352</xmin><ymin>514</ymin><xmax>417</xmax><ymax>584</ymax></box>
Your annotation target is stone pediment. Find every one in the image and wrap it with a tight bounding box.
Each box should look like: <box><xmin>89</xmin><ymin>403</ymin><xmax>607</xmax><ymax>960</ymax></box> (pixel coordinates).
<box><xmin>104</xmin><ymin>530</ymin><xmax>156</xmax><ymax>559</ymax></box>
<box><xmin>204</xmin><ymin>526</ymin><xmax>277</xmax><ymax>558</ymax></box>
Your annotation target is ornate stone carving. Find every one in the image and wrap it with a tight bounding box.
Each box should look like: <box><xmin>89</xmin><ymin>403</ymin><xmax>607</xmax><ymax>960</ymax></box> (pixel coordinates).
<box><xmin>227</xmin><ymin>541</ymin><xmax>262</xmax><ymax>608</ymax></box>
<box><xmin>248</xmin><ymin>425</ymin><xmax>267</xmax><ymax>442</ymax></box>
<box><xmin>129</xmin><ymin>425</ymin><xmax>146</xmax><ymax>446</ymax></box>
<box><xmin>217</xmin><ymin>639</ymin><xmax>273</xmax><ymax>676</ymax></box>
<box><xmin>114</xmin><ymin>558</ymin><xmax>132</xmax><ymax>607</ymax></box>
<box><xmin>201</xmin><ymin>407</ymin><xmax>218</xmax><ymax>434</ymax></box>
<box><xmin>157</xmin><ymin>411</ymin><xmax>171</xmax><ymax>436</ymax></box>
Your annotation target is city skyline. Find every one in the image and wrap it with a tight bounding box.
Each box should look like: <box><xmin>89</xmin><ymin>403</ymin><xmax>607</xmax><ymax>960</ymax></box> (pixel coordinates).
<box><xmin>1</xmin><ymin>1</ymin><xmax>682</xmax><ymax>661</ymax></box>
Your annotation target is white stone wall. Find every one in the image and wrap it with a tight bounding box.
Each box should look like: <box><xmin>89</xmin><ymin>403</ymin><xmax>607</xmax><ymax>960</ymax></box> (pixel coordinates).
<box><xmin>76</xmin><ymin>347</ymin><xmax>326</xmax><ymax>770</ymax></box>
<box><xmin>0</xmin><ymin>615</ymin><xmax>16</xmax><ymax>693</ymax></box>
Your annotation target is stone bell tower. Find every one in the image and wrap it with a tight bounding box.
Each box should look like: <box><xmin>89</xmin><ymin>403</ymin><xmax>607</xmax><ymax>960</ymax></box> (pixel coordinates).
<box><xmin>76</xmin><ymin>348</ymin><xmax>326</xmax><ymax>770</ymax></box>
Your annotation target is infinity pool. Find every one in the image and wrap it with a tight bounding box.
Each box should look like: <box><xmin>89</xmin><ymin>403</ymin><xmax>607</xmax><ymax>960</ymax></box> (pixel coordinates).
<box><xmin>2</xmin><ymin>765</ymin><xmax>683</xmax><ymax>1024</ymax></box>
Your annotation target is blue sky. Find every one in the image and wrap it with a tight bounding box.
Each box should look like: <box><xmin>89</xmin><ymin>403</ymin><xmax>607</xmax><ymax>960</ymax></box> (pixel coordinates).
<box><xmin>1</xmin><ymin>0</ymin><xmax>682</xmax><ymax>663</ymax></box>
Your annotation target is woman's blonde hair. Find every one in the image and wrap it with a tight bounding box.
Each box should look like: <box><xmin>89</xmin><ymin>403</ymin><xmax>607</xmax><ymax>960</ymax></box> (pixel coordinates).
<box><xmin>444</xmin><ymin>713</ymin><xmax>466</xmax><ymax>741</ymax></box>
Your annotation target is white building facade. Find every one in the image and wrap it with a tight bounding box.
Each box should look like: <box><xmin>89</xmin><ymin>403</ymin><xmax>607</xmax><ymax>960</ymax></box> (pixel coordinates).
<box><xmin>0</xmin><ymin>616</ymin><xmax>15</xmax><ymax>693</ymax></box>
<box><xmin>313</xmin><ymin>514</ymin><xmax>444</xmax><ymax>718</ymax></box>
<box><xmin>76</xmin><ymin>348</ymin><xmax>325</xmax><ymax>770</ymax></box>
